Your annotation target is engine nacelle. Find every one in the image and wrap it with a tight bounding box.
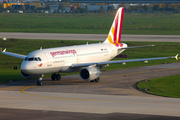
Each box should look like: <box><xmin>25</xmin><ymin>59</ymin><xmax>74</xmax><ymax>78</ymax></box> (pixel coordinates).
<box><xmin>21</xmin><ymin>70</ymin><xmax>40</xmax><ymax>78</ymax></box>
<box><xmin>21</xmin><ymin>70</ymin><xmax>30</xmax><ymax>78</ymax></box>
<box><xmin>80</xmin><ymin>67</ymin><xmax>100</xmax><ymax>81</ymax></box>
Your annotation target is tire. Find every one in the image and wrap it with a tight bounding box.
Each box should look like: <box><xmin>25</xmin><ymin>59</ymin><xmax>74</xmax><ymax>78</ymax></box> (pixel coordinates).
<box><xmin>37</xmin><ymin>81</ymin><xmax>42</xmax><ymax>86</ymax></box>
<box><xmin>56</xmin><ymin>74</ymin><xmax>61</xmax><ymax>81</ymax></box>
<box><xmin>37</xmin><ymin>81</ymin><xmax>39</xmax><ymax>86</ymax></box>
<box><xmin>51</xmin><ymin>74</ymin><xmax>56</xmax><ymax>81</ymax></box>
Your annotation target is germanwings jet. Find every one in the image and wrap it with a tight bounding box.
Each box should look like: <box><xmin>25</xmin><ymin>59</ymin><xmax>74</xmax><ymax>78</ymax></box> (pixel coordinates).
<box><xmin>2</xmin><ymin>7</ymin><xmax>178</xmax><ymax>86</ymax></box>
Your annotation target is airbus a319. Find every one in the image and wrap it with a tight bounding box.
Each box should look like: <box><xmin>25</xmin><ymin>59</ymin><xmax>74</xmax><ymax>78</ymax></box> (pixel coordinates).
<box><xmin>2</xmin><ymin>7</ymin><xmax>178</xmax><ymax>86</ymax></box>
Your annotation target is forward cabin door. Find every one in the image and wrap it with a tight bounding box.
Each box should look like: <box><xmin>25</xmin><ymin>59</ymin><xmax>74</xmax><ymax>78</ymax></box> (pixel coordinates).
<box><xmin>44</xmin><ymin>53</ymin><xmax>52</xmax><ymax>66</ymax></box>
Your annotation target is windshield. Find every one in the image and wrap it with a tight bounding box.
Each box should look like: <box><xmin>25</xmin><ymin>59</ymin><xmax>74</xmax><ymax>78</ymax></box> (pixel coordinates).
<box><xmin>24</xmin><ymin>57</ymin><xmax>42</xmax><ymax>61</ymax></box>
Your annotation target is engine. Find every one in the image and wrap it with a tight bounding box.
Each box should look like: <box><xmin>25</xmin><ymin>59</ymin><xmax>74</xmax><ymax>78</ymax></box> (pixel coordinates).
<box><xmin>21</xmin><ymin>70</ymin><xmax>30</xmax><ymax>78</ymax></box>
<box><xmin>21</xmin><ymin>70</ymin><xmax>39</xmax><ymax>78</ymax></box>
<box><xmin>80</xmin><ymin>67</ymin><xmax>100</xmax><ymax>81</ymax></box>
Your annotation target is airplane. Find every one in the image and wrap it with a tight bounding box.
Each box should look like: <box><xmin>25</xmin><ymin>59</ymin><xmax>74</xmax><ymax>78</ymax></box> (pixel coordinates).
<box><xmin>2</xmin><ymin>7</ymin><xmax>178</xmax><ymax>86</ymax></box>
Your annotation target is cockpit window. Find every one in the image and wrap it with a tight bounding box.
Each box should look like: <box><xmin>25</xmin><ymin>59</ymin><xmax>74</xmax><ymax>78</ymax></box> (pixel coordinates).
<box><xmin>24</xmin><ymin>57</ymin><xmax>42</xmax><ymax>61</ymax></box>
<box><xmin>28</xmin><ymin>58</ymin><xmax>34</xmax><ymax>61</ymax></box>
<box><xmin>34</xmin><ymin>58</ymin><xmax>38</xmax><ymax>61</ymax></box>
<box><xmin>38</xmin><ymin>57</ymin><xmax>42</xmax><ymax>61</ymax></box>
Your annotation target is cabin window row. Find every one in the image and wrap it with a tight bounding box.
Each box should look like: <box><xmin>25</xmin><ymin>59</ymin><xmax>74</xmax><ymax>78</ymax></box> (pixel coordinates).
<box><xmin>51</xmin><ymin>51</ymin><xmax>108</xmax><ymax>59</ymax></box>
<box><xmin>77</xmin><ymin>51</ymin><xmax>108</xmax><ymax>56</ymax></box>
<box><xmin>53</xmin><ymin>55</ymin><xmax>73</xmax><ymax>59</ymax></box>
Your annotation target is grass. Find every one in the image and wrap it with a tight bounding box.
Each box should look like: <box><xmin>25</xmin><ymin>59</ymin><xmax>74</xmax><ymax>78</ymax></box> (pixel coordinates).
<box><xmin>0</xmin><ymin>13</ymin><xmax>180</xmax><ymax>35</ymax></box>
<box><xmin>137</xmin><ymin>75</ymin><xmax>180</xmax><ymax>98</ymax></box>
<box><xmin>0</xmin><ymin>39</ymin><xmax>180</xmax><ymax>84</ymax></box>
<box><xmin>0</xmin><ymin>69</ymin><xmax>28</xmax><ymax>83</ymax></box>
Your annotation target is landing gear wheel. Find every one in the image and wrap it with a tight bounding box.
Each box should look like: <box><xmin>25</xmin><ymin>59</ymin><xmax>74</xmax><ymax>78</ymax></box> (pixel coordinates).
<box><xmin>90</xmin><ymin>80</ymin><xmax>94</xmax><ymax>82</ymax></box>
<box><xmin>37</xmin><ymin>80</ymin><xmax>42</xmax><ymax>86</ymax></box>
<box><xmin>56</xmin><ymin>74</ymin><xmax>61</xmax><ymax>81</ymax></box>
<box><xmin>51</xmin><ymin>74</ymin><xmax>56</xmax><ymax>81</ymax></box>
<box><xmin>95</xmin><ymin>77</ymin><xmax>100</xmax><ymax>82</ymax></box>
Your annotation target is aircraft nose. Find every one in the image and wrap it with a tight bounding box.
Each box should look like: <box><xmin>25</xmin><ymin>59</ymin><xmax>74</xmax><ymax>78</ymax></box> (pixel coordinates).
<box><xmin>21</xmin><ymin>61</ymin><xmax>35</xmax><ymax>74</ymax></box>
<box><xmin>21</xmin><ymin>61</ymin><xmax>29</xmax><ymax>70</ymax></box>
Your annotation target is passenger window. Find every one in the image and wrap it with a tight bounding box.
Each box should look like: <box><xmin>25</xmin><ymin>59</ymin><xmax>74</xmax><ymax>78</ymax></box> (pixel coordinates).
<box><xmin>38</xmin><ymin>57</ymin><xmax>42</xmax><ymax>61</ymax></box>
<box><xmin>34</xmin><ymin>58</ymin><xmax>38</xmax><ymax>61</ymax></box>
<box><xmin>28</xmin><ymin>58</ymin><xmax>34</xmax><ymax>61</ymax></box>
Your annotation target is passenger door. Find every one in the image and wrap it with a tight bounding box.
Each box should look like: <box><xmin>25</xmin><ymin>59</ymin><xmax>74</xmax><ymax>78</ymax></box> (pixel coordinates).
<box><xmin>44</xmin><ymin>53</ymin><xmax>52</xmax><ymax>66</ymax></box>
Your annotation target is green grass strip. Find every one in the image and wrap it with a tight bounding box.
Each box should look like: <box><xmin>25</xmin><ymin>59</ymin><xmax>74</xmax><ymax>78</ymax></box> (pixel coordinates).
<box><xmin>137</xmin><ymin>75</ymin><xmax>180</xmax><ymax>98</ymax></box>
<box><xmin>0</xmin><ymin>13</ymin><xmax>180</xmax><ymax>35</ymax></box>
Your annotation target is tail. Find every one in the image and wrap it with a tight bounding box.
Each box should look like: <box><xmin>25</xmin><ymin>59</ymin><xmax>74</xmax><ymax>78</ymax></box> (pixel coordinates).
<box><xmin>104</xmin><ymin>7</ymin><xmax>124</xmax><ymax>47</ymax></box>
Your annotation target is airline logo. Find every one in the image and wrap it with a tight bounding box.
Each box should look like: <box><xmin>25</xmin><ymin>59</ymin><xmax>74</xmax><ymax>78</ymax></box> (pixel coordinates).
<box><xmin>50</xmin><ymin>49</ymin><xmax>77</xmax><ymax>57</ymax></box>
<box><xmin>107</xmin><ymin>7</ymin><xmax>124</xmax><ymax>47</ymax></box>
<box><xmin>38</xmin><ymin>63</ymin><xmax>43</xmax><ymax>67</ymax></box>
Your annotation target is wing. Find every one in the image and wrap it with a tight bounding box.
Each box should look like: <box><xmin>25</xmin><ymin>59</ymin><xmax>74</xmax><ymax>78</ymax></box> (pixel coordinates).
<box><xmin>2</xmin><ymin>49</ymin><xmax>26</xmax><ymax>59</ymax></box>
<box><xmin>71</xmin><ymin>54</ymin><xmax>178</xmax><ymax>68</ymax></box>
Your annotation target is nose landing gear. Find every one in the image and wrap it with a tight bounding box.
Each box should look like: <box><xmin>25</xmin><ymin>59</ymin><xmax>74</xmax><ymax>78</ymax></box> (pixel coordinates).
<box><xmin>37</xmin><ymin>75</ymin><xmax>44</xmax><ymax>86</ymax></box>
<box><xmin>37</xmin><ymin>79</ymin><xmax>43</xmax><ymax>86</ymax></box>
<box><xmin>36</xmin><ymin>73</ymin><xmax>61</xmax><ymax>86</ymax></box>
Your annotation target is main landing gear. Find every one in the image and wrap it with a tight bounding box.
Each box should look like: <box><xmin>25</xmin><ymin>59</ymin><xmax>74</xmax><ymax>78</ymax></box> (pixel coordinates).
<box><xmin>90</xmin><ymin>77</ymin><xmax>100</xmax><ymax>82</ymax></box>
<box><xmin>51</xmin><ymin>73</ymin><xmax>61</xmax><ymax>81</ymax></box>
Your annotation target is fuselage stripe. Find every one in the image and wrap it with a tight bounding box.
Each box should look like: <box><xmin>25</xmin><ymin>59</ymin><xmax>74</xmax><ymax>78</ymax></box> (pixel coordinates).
<box><xmin>108</xmin><ymin>35</ymin><xmax>113</xmax><ymax>44</ymax></box>
<box><xmin>114</xmin><ymin>12</ymin><xmax>119</xmax><ymax>44</ymax></box>
<box><xmin>111</xmin><ymin>26</ymin><xmax>115</xmax><ymax>35</ymax></box>
<box><xmin>118</xmin><ymin>7</ymin><xmax>124</xmax><ymax>43</ymax></box>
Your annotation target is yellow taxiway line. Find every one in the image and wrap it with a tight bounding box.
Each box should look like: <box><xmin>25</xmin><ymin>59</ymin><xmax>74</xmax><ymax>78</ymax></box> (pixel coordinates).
<box><xmin>18</xmin><ymin>67</ymin><xmax>180</xmax><ymax>105</ymax></box>
<box><xmin>20</xmin><ymin>85</ymin><xmax>180</xmax><ymax>105</ymax></box>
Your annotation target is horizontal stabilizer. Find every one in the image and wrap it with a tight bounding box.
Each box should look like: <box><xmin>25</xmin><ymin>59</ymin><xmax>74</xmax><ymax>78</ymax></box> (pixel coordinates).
<box><xmin>121</xmin><ymin>45</ymin><xmax>154</xmax><ymax>49</ymax></box>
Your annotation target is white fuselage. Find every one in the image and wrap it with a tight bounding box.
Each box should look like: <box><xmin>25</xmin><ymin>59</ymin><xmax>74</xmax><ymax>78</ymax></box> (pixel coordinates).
<box><xmin>21</xmin><ymin>42</ymin><xmax>127</xmax><ymax>75</ymax></box>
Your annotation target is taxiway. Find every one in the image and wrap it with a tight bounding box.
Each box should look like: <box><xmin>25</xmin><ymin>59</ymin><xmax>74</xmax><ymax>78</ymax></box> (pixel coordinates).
<box><xmin>0</xmin><ymin>63</ymin><xmax>180</xmax><ymax>119</ymax></box>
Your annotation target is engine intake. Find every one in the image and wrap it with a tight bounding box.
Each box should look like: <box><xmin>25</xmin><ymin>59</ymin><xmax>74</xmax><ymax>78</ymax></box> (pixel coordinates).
<box><xmin>21</xmin><ymin>70</ymin><xmax>30</xmax><ymax>78</ymax></box>
<box><xmin>80</xmin><ymin>67</ymin><xmax>100</xmax><ymax>81</ymax></box>
<box><xmin>21</xmin><ymin>70</ymin><xmax>41</xmax><ymax>78</ymax></box>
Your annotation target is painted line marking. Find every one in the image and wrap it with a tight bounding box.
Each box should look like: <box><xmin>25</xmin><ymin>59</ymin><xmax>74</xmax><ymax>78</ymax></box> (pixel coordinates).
<box><xmin>20</xmin><ymin>88</ymin><xmax>180</xmax><ymax>105</ymax></box>
<box><xmin>20</xmin><ymin>86</ymin><xmax>180</xmax><ymax>105</ymax></box>
<box><xmin>19</xmin><ymin>67</ymin><xmax>180</xmax><ymax>105</ymax></box>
